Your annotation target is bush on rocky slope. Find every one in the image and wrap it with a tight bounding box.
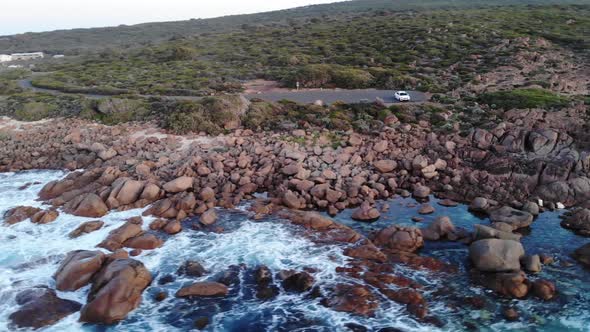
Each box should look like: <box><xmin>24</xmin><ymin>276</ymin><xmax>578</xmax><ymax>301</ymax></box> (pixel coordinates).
<box><xmin>478</xmin><ymin>88</ymin><xmax>571</xmax><ymax>110</ymax></box>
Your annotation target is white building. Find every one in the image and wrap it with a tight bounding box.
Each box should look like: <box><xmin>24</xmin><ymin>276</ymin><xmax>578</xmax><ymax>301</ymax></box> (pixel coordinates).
<box><xmin>0</xmin><ymin>54</ymin><xmax>12</xmax><ymax>62</ymax></box>
<box><xmin>11</xmin><ymin>52</ymin><xmax>44</xmax><ymax>61</ymax></box>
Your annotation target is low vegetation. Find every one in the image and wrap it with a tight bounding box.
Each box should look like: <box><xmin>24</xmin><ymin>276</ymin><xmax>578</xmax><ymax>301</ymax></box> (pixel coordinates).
<box><xmin>28</xmin><ymin>4</ymin><xmax>589</xmax><ymax>95</ymax></box>
<box><xmin>478</xmin><ymin>88</ymin><xmax>571</xmax><ymax>110</ymax></box>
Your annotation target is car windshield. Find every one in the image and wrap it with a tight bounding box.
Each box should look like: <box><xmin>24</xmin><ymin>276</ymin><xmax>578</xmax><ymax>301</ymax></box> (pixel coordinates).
<box><xmin>398</xmin><ymin>92</ymin><xmax>408</xmax><ymax>95</ymax></box>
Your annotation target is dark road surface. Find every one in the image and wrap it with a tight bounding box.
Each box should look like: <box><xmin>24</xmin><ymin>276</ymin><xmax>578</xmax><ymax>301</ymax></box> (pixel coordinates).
<box><xmin>17</xmin><ymin>79</ymin><xmax>427</xmax><ymax>105</ymax></box>
<box><xmin>244</xmin><ymin>89</ymin><xmax>426</xmax><ymax>104</ymax></box>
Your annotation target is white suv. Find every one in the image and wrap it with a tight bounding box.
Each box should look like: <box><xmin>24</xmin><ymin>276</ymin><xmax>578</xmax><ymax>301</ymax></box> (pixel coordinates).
<box><xmin>394</xmin><ymin>91</ymin><xmax>411</xmax><ymax>102</ymax></box>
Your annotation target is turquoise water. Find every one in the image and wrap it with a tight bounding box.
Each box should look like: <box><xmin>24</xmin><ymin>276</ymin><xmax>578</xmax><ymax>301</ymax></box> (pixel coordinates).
<box><xmin>1</xmin><ymin>171</ymin><xmax>589</xmax><ymax>331</ymax></box>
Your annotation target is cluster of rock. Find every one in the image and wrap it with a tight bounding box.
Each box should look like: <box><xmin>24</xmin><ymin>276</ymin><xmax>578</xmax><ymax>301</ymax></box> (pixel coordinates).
<box><xmin>2</xmin><ymin>98</ymin><xmax>590</xmax><ymax>328</ymax></box>
<box><xmin>10</xmin><ymin>249</ymin><xmax>151</xmax><ymax>329</ymax></box>
<box><xmin>465</xmin><ymin>198</ymin><xmax>557</xmax><ymax>311</ymax></box>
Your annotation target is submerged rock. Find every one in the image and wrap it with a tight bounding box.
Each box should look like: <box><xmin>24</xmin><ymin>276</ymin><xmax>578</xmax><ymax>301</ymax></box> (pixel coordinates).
<box><xmin>421</xmin><ymin>216</ymin><xmax>456</xmax><ymax>241</ymax></box>
<box><xmin>469</xmin><ymin>239</ymin><xmax>524</xmax><ymax>272</ymax></box>
<box><xmin>54</xmin><ymin>250</ymin><xmax>106</xmax><ymax>291</ymax></box>
<box><xmin>177</xmin><ymin>260</ymin><xmax>207</xmax><ymax>277</ymax></box>
<box><xmin>176</xmin><ymin>282</ymin><xmax>229</xmax><ymax>298</ymax></box>
<box><xmin>283</xmin><ymin>272</ymin><xmax>315</xmax><ymax>292</ymax></box>
<box><xmin>9</xmin><ymin>287</ymin><xmax>81</xmax><ymax>329</ymax></box>
<box><xmin>323</xmin><ymin>284</ymin><xmax>378</xmax><ymax>317</ymax></box>
<box><xmin>80</xmin><ymin>259</ymin><xmax>152</xmax><ymax>324</ymax></box>
<box><xmin>572</xmin><ymin>243</ymin><xmax>590</xmax><ymax>267</ymax></box>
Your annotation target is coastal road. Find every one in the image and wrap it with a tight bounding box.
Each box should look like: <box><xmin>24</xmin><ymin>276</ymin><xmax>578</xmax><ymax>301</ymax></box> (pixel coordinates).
<box><xmin>17</xmin><ymin>79</ymin><xmax>427</xmax><ymax>105</ymax></box>
<box><xmin>244</xmin><ymin>89</ymin><xmax>427</xmax><ymax>105</ymax></box>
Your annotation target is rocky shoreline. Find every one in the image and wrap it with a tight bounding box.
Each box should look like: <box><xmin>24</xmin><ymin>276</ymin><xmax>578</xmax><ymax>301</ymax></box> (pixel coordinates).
<box><xmin>2</xmin><ymin>110</ymin><xmax>590</xmax><ymax>329</ymax></box>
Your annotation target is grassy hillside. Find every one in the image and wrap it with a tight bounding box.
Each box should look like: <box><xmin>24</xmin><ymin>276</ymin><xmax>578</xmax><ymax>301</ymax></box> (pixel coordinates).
<box><xmin>1</xmin><ymin>0</ymin><xmax>589</xmax><ymax>54</ymax></box>
<box><xmin>30</xmin><ymin>4</ymin><xmax>590</xmax><ymax>95</ymax></box>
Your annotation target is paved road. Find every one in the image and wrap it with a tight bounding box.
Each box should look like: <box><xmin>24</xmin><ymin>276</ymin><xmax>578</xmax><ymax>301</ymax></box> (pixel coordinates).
<box><xmin>245</xmin><ymin>89</ymin><xmax>426</xmax><ymax>105</ymax></box>
<box><xmin>17</xmin><ymin>79</ymin><xmax>427</xmax><ymax>104</ymax></box>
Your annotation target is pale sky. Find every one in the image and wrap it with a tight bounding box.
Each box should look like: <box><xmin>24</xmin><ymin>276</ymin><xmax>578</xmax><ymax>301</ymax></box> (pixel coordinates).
<box><xmin>0</xmin><ymin>0</ymin><xmax>339</xmax><ymax>35</ymax></box>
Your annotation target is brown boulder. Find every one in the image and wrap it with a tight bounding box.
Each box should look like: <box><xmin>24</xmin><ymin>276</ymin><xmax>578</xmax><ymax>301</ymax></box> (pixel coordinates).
<box><xmin>373</xmin><ymin>225</ymin><xmax>424</xmax><ymax>253</ymax></box>
<box><xmin>65</xmin><ymin>193</ymin><xmax>108</xmax><ymax>218</ymax></box>
<box><xmin>163</xmin><ymin>176</ymin><xmax>193</xmax><ymax>193</ymax></box>
<box><xmin>469</xmin><ymin>239</ymin><xmax>524</xmax><ymax>272</ymax></box>
<box><xmin>31</xmin><ymin>209</ymin><xmax>59</xmax><ymax>224</ymax></box>
<box><xmin>199</xmin><ymin>187</ymin><xmax>216</xmax><ymax>202</ymax></box>
<box><xmin>54</xmin><ymin>250</ymin><xmax>106</xmax><ymax>291</ymax></box>
<box><xmin>123</xmin><ymin>233</ymin><xmax>164</xmax><ymax>250</ymax></box>
<box><xmin>9</xmin><ymin>287</ymin><xmax>81</xmax><ymax>329</ymax></box>
<box><xmin>421</xmin><ymin>216</ymin><xmax>456</xmax><ymax>241</ymax></box>
<box><xmin>373</xmin><ymin>160</ymin><xmax>397</xmax><ymax>173</ymax></box>
<box><xmin>418</xmin><ymin>204</ymin><xmax>435</xmax><ymax>215</ymax></box>
<box><xmin>532</xmin><ymin>279</ymin><xmax>556</xmax><ymax>300</ymax></box>
<box><xmin>80</xmin><ymin>259</ymin><xmax>152</xmax><ymax>324</ymax></box>
<box><xmin>200</xmin><ymin>209</ymin><xmax>218</xmax><ymax>225</ymax></box>
<box><xmin>97</xmin><ymin>222</ymin><xmax>143</xmax><ymax>251</ymax></box>
<box><xmin>351</xmin><ymin>202</ymin><xmax>381</xmax><ymax>222</ymax></box>
<box><xmin>343</xmin><ymin>243</ymin><xmax>387</xmax><ymax>263</ymax></box>
<box><xmin>471</xmin><ymin>270</ymin><xmax>530</xmax><ymax>298</ymax></box>
<box><xmin>413</xmin><ymin>186</ymin><xmax>431</xmax><ymax>199</ymax></box>
<box><xmin>176</xmin><ymin>282</ymin><xmax>229</xmax><ymax>297</ymax></box>
<box><xmin>282</xmin><ymin>190</ymin><xmax>305</xmax><ymax>209</ymax></box>
<box><xmin>4</xmin><ymin>206</ymin><xmax>41</xmax><ymax>225</ymax></box>
<box><xmin>108</xmin><ymin>179</ymin><xmax>145</xmax><ymax>207</ymax></box>
<box><xmin>69</xmin><ymin>220</ymin><xmax>104</xmax><ymax>238</ymax></box>
<box><xmin>164</xmin><ymin>220</ymin><xmax>182</xmax><ymax>234</ymax></box>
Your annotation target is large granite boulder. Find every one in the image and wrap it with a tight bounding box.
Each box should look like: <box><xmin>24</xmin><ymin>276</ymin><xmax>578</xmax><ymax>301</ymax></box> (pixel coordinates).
<box><xmin>80</xmin><ymin>259</ymin><xmax>152</xmax><ymax>324</ymax></box>
<box><xmin>561</xmin><ymin>209</ymin><xmax>590</xmax><ymax>236</ymax></box>
<box><xmin>9</xmin><ymin>287</ymin><xmax>81</xmax><ymax>329</ymax></box>
<box><xmin>64</xmin><ymin>193</ymin><xmax>109</xmax><ymax>218</ymax></box>
<box><xmin>469</xmin><ymin>239</ymin><xmax>525</xmax><ymax>272</ymax></box>
<box><xmin>489</xmin><ymin>206</ymin><xmax>533</xmax><ymax>230</ymax></box>
<box><xmin>54</xmin><ymin>250</ymin><xmax>106</xmax><ymax>291</ymax></box>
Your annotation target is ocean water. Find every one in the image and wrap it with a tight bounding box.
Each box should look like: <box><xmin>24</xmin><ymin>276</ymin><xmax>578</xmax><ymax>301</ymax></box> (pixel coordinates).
<box><xmin>0</xmin><ymin>170</ymin><xmax>589</xmax><ymax>332</ymax></box>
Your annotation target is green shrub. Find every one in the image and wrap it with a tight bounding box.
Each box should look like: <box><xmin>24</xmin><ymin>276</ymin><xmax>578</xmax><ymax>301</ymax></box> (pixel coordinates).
<box><xmin>14</xmin><ymin>102</ymin><xmax>53</xmax><ymax>121</ymax></box>
<box><xmin>478</xmin><ymin>88</ymin><xmax>571</xmax><ymax>110</ymax></box>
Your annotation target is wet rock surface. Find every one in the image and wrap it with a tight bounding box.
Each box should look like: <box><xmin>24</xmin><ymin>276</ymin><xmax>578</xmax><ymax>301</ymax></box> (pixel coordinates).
<box><xmin>80</xmin><ymin>258</ymin><xmax>152</xmax><ymax>324</ymax></box>
<box><xmin>9</xmin><ymin>287</ymin><xmax>82</xmax><ymax>329</ymax></box>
